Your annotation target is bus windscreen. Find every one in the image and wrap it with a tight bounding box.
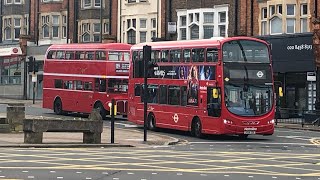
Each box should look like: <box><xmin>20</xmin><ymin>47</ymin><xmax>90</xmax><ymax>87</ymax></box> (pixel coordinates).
<box><xmin>222</xmin><ymin>40</ymin><xmax>270</xmax><ymax>63</ymax></box>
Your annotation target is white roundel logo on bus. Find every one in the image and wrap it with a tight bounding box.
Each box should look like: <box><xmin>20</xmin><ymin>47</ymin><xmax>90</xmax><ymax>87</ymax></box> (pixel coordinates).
<box><xmin>257</xmin><ymin>71</ymin><xmax>264</xmax><ymax>78</ymax></box>
<box><xmin>173</xmin><ymin>113</ymin><xmax>179</xmax><ymax>123</ymax></box>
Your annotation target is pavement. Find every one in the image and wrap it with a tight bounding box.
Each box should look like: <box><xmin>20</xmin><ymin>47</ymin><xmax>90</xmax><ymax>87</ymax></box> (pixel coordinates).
<box><xmin>0</xmin><ymin>98</ymin><xmax>319</xmax><ymax>148</ymax></box>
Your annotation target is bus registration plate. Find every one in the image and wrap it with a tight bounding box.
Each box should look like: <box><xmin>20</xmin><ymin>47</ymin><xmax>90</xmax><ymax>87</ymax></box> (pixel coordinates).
<box><xmin>244</xmin><ymin>127</ymin><xmax>257</xmax><ymax>134</ymax></box>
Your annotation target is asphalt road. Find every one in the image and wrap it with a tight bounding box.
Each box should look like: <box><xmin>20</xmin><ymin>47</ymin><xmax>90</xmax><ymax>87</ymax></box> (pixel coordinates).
<box><xmin>0</xmin><ymin>105</ymin><xmax>319</xmax><ymax>180</ymax></box>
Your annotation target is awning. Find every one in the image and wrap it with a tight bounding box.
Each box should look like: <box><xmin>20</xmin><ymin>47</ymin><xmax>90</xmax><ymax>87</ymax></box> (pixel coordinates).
<box><xmin>0</xmin><ymin>47</ymin><xmax>22</xmax><ymax>57</ymax></box>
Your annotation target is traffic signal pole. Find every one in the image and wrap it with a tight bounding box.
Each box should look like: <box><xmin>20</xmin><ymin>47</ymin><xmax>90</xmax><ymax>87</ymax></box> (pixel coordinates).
<box><xmin>143</xmin><ymin>45</ymin><xmax>151</xmax><ymax>142</ymax></box>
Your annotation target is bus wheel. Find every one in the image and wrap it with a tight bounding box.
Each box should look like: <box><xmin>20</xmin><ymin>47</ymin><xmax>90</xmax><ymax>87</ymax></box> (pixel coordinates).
<box><xmin>239</xmin><ymin>134</ymin><xmax>249</xmax><ymax>139</ymax></box>
<box><xmin>54</xmin><ymin>98</ymin><xmax>63</xmax><ymax>115</ymax></box>
<box><xmin>94</xmin><ymin>102</ymin><xmax>107</xmax><ymax>120</ymax></box>
<box><xmin>148</xmin><ymin>114</ymin><xmax>156</xmax><ymax>131</ymax></box>
<box><xmin>192</xmin><ymin>118</ymin><xmax>203</xmax><ymax>138</ymax></box>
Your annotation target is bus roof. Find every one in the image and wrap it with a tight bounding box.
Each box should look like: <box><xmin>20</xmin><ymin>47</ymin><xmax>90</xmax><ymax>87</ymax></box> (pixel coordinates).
<box><xmin>48</xmin><ymin>43</ymin><xmax>132</xmax><ymax>51</ymax></box>
<box><xmin>131</xmin><ymin>36</ymin><xmax>268</xmax><ymax>50</ymax></box>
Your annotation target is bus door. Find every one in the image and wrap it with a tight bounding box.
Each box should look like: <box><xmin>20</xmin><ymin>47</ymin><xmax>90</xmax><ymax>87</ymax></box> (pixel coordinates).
<box><xmin>207</xmin><ymin>87</ymin><xmax>221</xmax><ymax>117</ymax></box>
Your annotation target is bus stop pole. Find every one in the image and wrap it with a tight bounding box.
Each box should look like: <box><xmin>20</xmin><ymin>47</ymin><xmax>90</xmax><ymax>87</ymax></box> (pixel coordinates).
<box><xmin>143</xmin><ymin>45</ymin><xmax>151</xmax><ymax>142</ymax></box>
<box><xmin>111</xmin><ymin>98</ymin><xmax>115</xmax><ymax>143</ymax></box>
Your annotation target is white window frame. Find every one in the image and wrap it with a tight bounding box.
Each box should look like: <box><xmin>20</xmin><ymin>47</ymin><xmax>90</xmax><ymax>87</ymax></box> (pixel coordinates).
<box><xmin>286</xmin><ymin>4</ymin><xmax>295</xmax><ymax>16</ymax></box>
<box><xmin>52</xmin><ymin>15</ymin><xmax>60</xmax><ymax>38</ymax></box>
<box><xmin>176</xmin><ymin>6</ymin><xmax>228</xmax><ymax>40</ymax></box>
<box><xmin>140</xmin><ymin>19</ymin><xmax>147</xmax><ymax>29</ymax></box>
<box><xmin>14</xmin><ymin>18</ymin><xmax>21</xmax><ymax>40</ymax></box>
<box><xmin>286</xmin><ymin>18</ymin><xmax>295</xmax><ymax>34</ymax></box>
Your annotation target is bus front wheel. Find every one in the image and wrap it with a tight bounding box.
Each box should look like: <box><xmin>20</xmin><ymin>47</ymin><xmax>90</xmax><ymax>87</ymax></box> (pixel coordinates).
<box><xmin>148</xmin><ymin>114</ymin><xmax>157</xmax><ymax>131</ymax></box>
<box><xmin>191</xmin><ymin>118</ymin><xmax>203</xmax><ymax>138</ymax></box>
<box><xmin>54</xmin><ymin>98</ymin><xmax>63</xmax><ymax>115</ymax></box>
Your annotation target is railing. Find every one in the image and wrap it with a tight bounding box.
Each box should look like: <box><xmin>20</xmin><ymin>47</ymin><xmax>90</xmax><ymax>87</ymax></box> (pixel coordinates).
<box><xmin>275</xmin><ymin>107</ymin><xmax>320</xmax><ymax>127</ymax></box>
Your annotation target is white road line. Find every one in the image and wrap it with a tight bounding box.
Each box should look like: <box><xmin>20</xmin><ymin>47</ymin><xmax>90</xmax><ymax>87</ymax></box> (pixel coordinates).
<box><xmin>188</xmin><ymin>141</ymin><xmax>318</xmax><ymax>146</ymax></box>
<box><xmin>115</xmin><ymin>122</ymin><xmax>139</xmax><ymax>128</ymax></box>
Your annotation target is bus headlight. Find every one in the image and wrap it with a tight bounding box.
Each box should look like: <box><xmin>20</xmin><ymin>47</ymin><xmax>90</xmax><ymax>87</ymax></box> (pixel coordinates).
<box><xmin>223</xmin><ymin>119</ymin><xmax>233</xmax><ymax>125</ymax></box>
<box><xmin>267</xmin><ymin>119</ymin><xmax>275</xmax><ymax>124</ymax></box>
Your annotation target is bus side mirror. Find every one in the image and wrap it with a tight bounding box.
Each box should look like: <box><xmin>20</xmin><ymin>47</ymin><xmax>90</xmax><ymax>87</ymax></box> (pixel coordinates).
<box><xmin>212</xmin><ymin>88</ymin><xmax>219</xmax><ymax>99</ymax></box>
<box><xmin>278</xmin><ymin>87</ymin><xmax>283</xmax><ymax>97</ymax></box>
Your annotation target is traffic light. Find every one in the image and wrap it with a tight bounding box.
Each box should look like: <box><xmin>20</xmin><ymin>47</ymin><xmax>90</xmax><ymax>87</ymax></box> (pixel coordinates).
<box><xmin>27</xmin><ymin>56</ymin><xmax>34</xmax><ymax>73</ymax></box>
<box><xmin>27</xmin><ymin>56</ymin><xmax>39</xmax><ymax>73</ymax></box>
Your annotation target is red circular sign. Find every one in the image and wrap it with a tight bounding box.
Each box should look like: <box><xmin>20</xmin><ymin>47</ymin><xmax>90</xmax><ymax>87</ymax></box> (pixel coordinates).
<box><xmin>12</xmin><ymin>48</ymin><xmax>18</xmax><ymax>53</ymax></box>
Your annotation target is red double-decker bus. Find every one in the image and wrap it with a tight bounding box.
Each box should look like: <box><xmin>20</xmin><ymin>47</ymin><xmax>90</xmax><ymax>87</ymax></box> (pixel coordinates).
<box><xmin>43</xmin><ymin>43</ymin><xmax>131</xmax><ymax>119</ymax></box>
<box><xmin>128</xmin><ymin>37</ymin><xmax>275</xmax><ymax>138</ymax></box>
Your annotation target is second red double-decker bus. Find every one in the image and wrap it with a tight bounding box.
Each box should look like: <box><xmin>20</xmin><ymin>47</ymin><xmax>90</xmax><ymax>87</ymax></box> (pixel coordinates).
<box><xmin>128</xmin><ymin>37</ymin><xmax>275</xmax><ymax>138</ymax></box>
<box><xmin>43</xmin><ymin>43</ymin><xmax>131</xmax><ymax>119</ymax></box>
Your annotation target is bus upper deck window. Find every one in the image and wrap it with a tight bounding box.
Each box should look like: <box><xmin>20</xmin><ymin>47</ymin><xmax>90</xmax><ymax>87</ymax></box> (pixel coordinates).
<box><xmin>207</xmin><ymin>48</ymin><xmax>218</xmax><ymax>62</ymax></box>
<box><xmin>161</xmin><ymin>50</ymin><xmax>169</xmax><ymax>62</ymax></box>
<box><xmin>56</xmin><ymin>51</ymin><xmax>65</xmax><ymax>59</ymax></box>
<box><xmin>65</xmin><ymin>51</ymin><xmax>74</xmax><ymax>60</ymax></box>
<box><xmin>109</xmin><ymin>51</ymin><xmax>122</xmax><ymax>61</ymax></box>
<box><xmin>170</xmin><ymin>49</ymin><xmax>181</xmax><ymax>62</ymax></box>
<box><xmin>86</xmin><ymin>51</ymin><xmax>94</xmax><ymax>60</ymax></box>
<box><xmin>183</xmin><ymin>49</ymin><xmax>191</xmax><ymax>62</ymax></box>
<box><xmin>123</xmin><ymin>52</ymin><xmax>130</xmax><ymax>61</ymax></box>
<box><xmin>192</xmin><ymin>48</ymin><xmax>205</xmax><ymax>62</ymax></box>
<box><xmin>47</xmin><ymin>50</ymin><xmax>56</xmax><ymax>59</ymax></box>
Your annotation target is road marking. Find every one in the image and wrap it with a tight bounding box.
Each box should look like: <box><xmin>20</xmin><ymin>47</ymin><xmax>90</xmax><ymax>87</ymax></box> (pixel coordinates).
<box><xmin>115</xmin><ymin>122</ymin><xmax>138</xmax><ymax>128</ymax></box>
<box><xmin>188</xmin><ymin>141</ymin><xmax>319</xmax><ymax>146</ymax></box>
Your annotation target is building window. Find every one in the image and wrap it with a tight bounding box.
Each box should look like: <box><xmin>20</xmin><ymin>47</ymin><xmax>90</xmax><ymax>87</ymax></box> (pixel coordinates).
<box><xmin>128</xmin><ymin>0</ymin><xmax>136</xmax><ymax>2</ymax></box>
<box><xmin>14</xmin><ymin>18</ymin><xmax>21</xmax><ymax>39</ymax></box>
<box><xmin>270</xmin><ymin>5</ymin><xmax>275</xmax><ymax>16</ymax></box>
<box><xmin>127</xmin><ymin>29</ymin><xmax>136</xmax><ymax>44</ymax></box>
<box><xmin>140</xmin><ymin>31</ymin><xmax>146</xmax><ymax>43</ymax></box>
<box><xmin>301</xmin><ymin>4</ymin><xmax>308</xmax><ymax>16</ymax></box>
<box><xmin>82</xmin><ymin>32</ymin><xmax>90</xmax><ymax>42</ymax></box>
<box><xmin>287</xmin><ymin>4</ymin><xmax>295</xmax><ymax>16</ymax></box>
<box><xmin>24</xmin><ymin>15</ymin><xmax>29</xmax><ymax>35</ymax></box>
<box><xmin>286</xmin><ymin>18</ymin><xmax>295</xmax><ymax>33</ymax></box>
<box><xmin>4</xmin><ymin>27</ymin><xmax>11</xmax><ymax>40</ymax></box>
<box><xmin>93</xmin><ymin>23</ymin><xmax>100</xmax><ymax>42</ymax></box>
<box><xmin>41</xmin><ymin>15</ymin><xmax>49</xmax><ymax>38</ymax></box>
<box><xmin>270</xmin><ymin>16</ymin><xmax>282</xmax><ymax>34</ymax></box>
<box><xmin>140</xmin><ymin>19</ymin><xmax>147</xmax><ymax>29</ymax></box>
<box><xmin>5</xmin><ymin>0</ymin><xmax>24</xmax><ymax>4</ymax></box>
<box><xmin>62</xmin><ymin>15</ymin><xmax>67</xmax><ymax>38</ymax></box>
<box><xmin>177</xmin><ymin>7</ymin><xmax>228</xmax><ymax>40</ymax></box>
<box><xmin>82</xmin><ymin>0</ymin><xmax>101</xmax><ymax>8</ymax></box>
<box><xmin>52</xmin><ymin>15</ymin><xmax>59</xmax><ymax>38</ymax></box>
<box><xmin>261</xmin><ymin>8</ymin><xmax>267</xmax><ymax>35</ymax></box>
<box><xmin>151</xmin><ymin>18</ymin><xmax>156</xmax><ymax>28</ymax></box>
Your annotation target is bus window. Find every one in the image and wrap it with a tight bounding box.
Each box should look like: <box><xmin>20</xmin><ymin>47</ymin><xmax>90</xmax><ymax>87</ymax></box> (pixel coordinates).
<box><xmin>75</xmin><ymin>51</ymin><xmax>85</xmax><ymax>60</ymax></box>
<box><xmin>96</xmin><ymin>51</ymin><xmax>106</xmax><ymax>60</ymax></box>
<box><xmin>108</xmin><ymin>79</ymin><xmax>128</xmax><ymax>92</ymax></box>
<box><xmin>181</xmin><ymin>86</ymin><xmax>187</xmax><ymax>106</ymax></box>
<box><xmin>159</xmin><ymin>85</ymin><xmax>167</xmax><ymax>104</ymax></box>
<box><xmin>132</xmin><ymin>51</ymin><xmax>139</xmax><ymax>61</ymax></box>
<box><xmin>56</xmin><ymin>51</ymin><xmax>65</xmax><ymax>59</ymax></box>
<box><xmin>170</xmin><ymin>49</ymin><xmax>181</xmax><ymax>62</ymax></box>
<box><xmin>75</xmin><ymin>80</ymin><xmax>83</xmax><ymax>90</ymax></box>
<box><xmin>54</xmin><ymin>79</ymin><xmax>63</xmax><ymax>88</ymax></box>
<box><xmin>109</xmin><ymin>51</ymin><xmax>122</xmax><ymax>61</ymax></box>
<box><xmin>161</xmin><ymin>50</ymin><xmax>169</xmax><ymax>62</ymax></box>
<box><xmin>168</xmin><ymin>86</ymin><xmax>180</xmax><ymax>105</ymax></box>
<box><xmin>64</xmin><ymin>80</ymin><xmax>73</xmax><ymax>89</ymax></box>
<box><xmin>84</xmin><ymin>82</ymin><xmax>93</xmax><ymax>91</ymax></box>
<box><xmin>139</xmin><ymin>51</ymin><xmax>143</xmax><ymax>60</ymax></box>
<box><xmin>152</xmin><ymin>50</ymin><xmax>161</xmax><ymax>62</ymax></box>
<box><xmin>94</xmin><ymin>78</ymin><xmax>106</xmax><ymax>92</ymax></box>
<box><xmin>65</xmin><ymin>51</ymin><xmax>74</xmax><ymax>60</ymax></box>
<box><xmin>134</xmin><ymin>84</ymin><xmax>141</xmax><ymax>96</ymax></box>
<box><xmin>192</xmin><ymin>48</ymin><xmax>205</xmax><ymax>62</ymax></box>
<box><xmin>47</xmin><ymin>50</ymin><xmax>56</xmax><ymax>59</ymax></box>
<box><xmin>85</xmin><ymin>51</ymin><xmax>94</xmax><ymax>60</ymax></box>
<box><xmin>183</xmin><ymin>49</ymin><xmax>191</xmax><ymax>62</ymax></box>
<box><xmin>148</xmin><ymin>85</ymin><xmax>158</xmax><ymax>103</ymax></box>
<box><xmin>207</xmin><ymin>48</ymin><xmax>218</xmax><ymax>62</ymax></box>
<box><xmin>123</xmin><ymin>52</ymin><xmax>130</xmax><ymax>61</ymax></box>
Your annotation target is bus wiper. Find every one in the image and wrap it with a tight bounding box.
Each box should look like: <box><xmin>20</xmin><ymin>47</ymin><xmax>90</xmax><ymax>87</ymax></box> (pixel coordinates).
<box><xmin>236</xmin><ymin>40</ymin><xmax>247</xmax><ymax>62</ymax></box>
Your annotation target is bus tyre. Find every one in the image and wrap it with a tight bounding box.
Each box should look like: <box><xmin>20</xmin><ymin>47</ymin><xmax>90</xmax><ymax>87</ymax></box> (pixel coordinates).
<box><xmin>148</xmin><ymin>114</ymin><xmax>156</xmax><ymax>131</ymax></box>
<box><xmin>54</xmin><ymin>98</ymin><xmax>63</xmax><ymax>115</ymax></box>
<box><xmin>192</xmin><ymin>118</ymin><xmax>203</xmax><ymax>138</ymax></box>
<box><xmin>239</xmin><ymin>134</ymin><xmax>249</xmax><ymax>139</ymax></box>
<box><xmin>94</xmin><ymin>102</ymin><xmax>107</xmax><ymax>120</ymax></box>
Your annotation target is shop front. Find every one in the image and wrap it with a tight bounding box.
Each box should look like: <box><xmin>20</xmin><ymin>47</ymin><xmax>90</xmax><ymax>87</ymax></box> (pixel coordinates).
<box><xmin>258</xmin><ymin>33</ymin><xmax>315</xmax><ymax>113</ymax></box>
<box><xmin>0</xmin><ymin>47</ymin><xmax>24</xmax><ymax>99</ymax></box>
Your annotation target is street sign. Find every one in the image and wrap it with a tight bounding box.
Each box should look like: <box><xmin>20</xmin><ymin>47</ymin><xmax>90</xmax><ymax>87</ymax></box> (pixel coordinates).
<box><xmin>307</xmin><ymin>72</ymin><xmax>316</xmax><ymax>81</ymax></box>
<box><xmin>32</xmin><ymin>74</ymin><xmax>37</xmax><ymax>82</ymax></box>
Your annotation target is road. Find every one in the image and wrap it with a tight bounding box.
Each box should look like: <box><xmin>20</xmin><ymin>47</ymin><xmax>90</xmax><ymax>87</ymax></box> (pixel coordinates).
<box><xmin>0</xmin><ymin>104</ymin><xmax>319</xmax><ymax>180</ymax></box>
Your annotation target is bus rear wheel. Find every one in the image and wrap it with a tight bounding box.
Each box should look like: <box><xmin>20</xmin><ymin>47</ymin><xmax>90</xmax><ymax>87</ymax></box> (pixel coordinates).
<box><xmin>94</xmin><ymin>102</ymin><xmax>107</xmax><ymax>120</ymax></box>
<box><xmin>54</xmin><ymin>98</ymin><xmax>63</xmax><ymax>115</ymax></box>
<box><xmin>148</xmin><ymin>114</ymin><xmax>156</xmax><ymax>131</ymax></box>
<box><xmin>191</xmin><ymin>118</ymin><xmax>203</xmax><ymax>138</ymax></box>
